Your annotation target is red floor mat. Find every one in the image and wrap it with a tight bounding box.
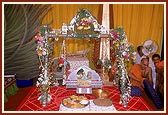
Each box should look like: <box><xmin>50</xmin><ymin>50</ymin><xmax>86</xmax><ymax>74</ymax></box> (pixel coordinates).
<box><xmin>16</xmin><ymin>86</ymin><xmax>153</xmax><ymax>111</ymax></box>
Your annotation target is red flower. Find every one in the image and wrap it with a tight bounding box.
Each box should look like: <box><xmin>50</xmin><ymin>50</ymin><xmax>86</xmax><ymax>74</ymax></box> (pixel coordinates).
<box><xmin>117</xmin><ymin>32</ymin><xmax>120</xmax><ymax>35</ymax></box>
<box><xmin>58</xmin><ymin>58</ymin><xmax>64</xmax><ymax>67</ymax></box>
<box><xmin>111</xmin><ymin>66</ymin><xmax>117</xmax><ymax>74</ymax></box>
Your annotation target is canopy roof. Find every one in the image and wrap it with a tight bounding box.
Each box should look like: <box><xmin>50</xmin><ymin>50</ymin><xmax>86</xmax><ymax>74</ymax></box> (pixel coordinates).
<box><xmin>60</xmin><ymin>8</ymin><xmax>109</xmax><ymax>38</ymax></box>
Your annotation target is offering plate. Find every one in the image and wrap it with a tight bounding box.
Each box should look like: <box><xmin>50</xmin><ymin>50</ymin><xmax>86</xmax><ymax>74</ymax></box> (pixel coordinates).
<box><xmin>62</xmin><ymin>95</ymin><xmax>89</xmax><ymax>108</ymax></box>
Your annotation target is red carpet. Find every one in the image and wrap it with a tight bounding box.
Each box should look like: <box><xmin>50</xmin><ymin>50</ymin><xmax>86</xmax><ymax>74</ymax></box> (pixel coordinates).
<box><xmin>16</xmin><ymin>86</ymin><xmax>153</xmax><ymax>111</ymax></box>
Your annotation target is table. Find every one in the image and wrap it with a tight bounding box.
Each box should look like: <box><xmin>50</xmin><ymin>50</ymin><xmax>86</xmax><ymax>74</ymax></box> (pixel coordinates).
<box><xmin>67</xmin><ymin>56</ymin><xmax>89</xmax><ymax>71</ymax></box>
<box><xmin>59</xmin><ymin>100</ymin><xmax>116</xmax><ymax>111</ymax></box>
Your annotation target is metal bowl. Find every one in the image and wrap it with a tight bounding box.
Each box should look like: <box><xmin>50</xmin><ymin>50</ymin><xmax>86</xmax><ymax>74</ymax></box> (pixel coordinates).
<box><xmin>92</xmin><ymin>89</ymin><xmax>110</xmax><ymax>99</ymax></box>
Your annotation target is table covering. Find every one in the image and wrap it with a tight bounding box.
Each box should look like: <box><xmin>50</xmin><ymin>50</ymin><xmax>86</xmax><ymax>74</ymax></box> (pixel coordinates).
<box><xmin>59</xmin><ymin>100</ymin><xmax>117</xmax><ymax>111</ymax></box>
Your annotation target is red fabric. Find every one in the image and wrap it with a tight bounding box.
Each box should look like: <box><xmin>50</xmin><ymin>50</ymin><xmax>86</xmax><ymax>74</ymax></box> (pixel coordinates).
<box><xmin>16</xmin><ymin>86</ymin><xmax>153</xmax><ymax>111</ymax></box>
<box><xmin>129</xmin><ymin>64</ymin><xmax>144</xmax><ymax>90</ymax></box>
<box><xmin>156</xmin><ymin>60</ymin><xmax>164</xmax><ymax>67</ymax></box>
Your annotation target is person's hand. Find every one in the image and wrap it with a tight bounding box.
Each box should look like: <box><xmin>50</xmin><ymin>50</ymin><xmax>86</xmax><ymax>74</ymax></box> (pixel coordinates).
<box><xmin>142</xmin><ymin>78</ymin><xmax>147</xmax><ymax>81</ymax></box>
<box><xmin>141</xmin><ymin>78</ymin><xmax>146</xmax><ymax>88</ymax></box>
<box><xmin>141</xmin><ymin>81</ymin><xmax>144</xmax><ymax>88</ymax></box>
<box><xmin>139</xmin><ymin>82</ymin><xmax>144</xmax><ymax>91</ymax></box>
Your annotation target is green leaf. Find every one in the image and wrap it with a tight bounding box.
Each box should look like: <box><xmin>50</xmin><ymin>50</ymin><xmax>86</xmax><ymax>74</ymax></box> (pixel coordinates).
<box><xmin>4</xmin><ymin>4</ymin><xmax>51</xmax><ymax>80</ymax></box>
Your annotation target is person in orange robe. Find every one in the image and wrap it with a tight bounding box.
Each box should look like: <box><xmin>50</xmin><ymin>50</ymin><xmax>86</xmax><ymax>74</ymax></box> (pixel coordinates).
<box><xmin>129</xmin><ymin>57</ymin><xmax>164</xmax><ymax>109</ymax></box>
<box><xmin>129</xmin><ymin>57</ymin><xmax>153</xmax><ymax>91</ymax></box>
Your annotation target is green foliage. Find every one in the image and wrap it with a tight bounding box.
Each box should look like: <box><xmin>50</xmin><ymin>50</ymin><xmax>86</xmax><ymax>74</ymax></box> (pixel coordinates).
<box><xmin>69</xmin><ymin>9</ymin><xmax>101</xmax><ymax>38</ymax></box>
<box><xmin>4</xmin><ymin>4</ymin><xmax>51</xmax><ymax>80</ymax></box>
<box><xmin>110</xmin><ymin>26</ymin><xmax>134</xmax><ymax>107</ymax></box>
<box><xmin>97</xmin><ymin>58</ymin><xmax>112</xmax><ymax>71</ymax></box>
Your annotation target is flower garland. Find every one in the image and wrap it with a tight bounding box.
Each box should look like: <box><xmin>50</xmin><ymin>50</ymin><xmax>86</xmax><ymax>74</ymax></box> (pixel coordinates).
<box><xmin>35</xmin><ymin>25</ymin><xmax>59</xmax><ymax>106</ymax></box>
<box><xmin>110</xmin><ymin>26</ymin><xmax>136</xmax><ymax>107</ymax></box>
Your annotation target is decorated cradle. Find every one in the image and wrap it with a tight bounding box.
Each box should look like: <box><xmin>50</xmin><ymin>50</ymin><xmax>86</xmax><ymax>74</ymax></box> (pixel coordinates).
<box><xmin>66</xmin><ymin>66</ymin><xmax>102</xmax><ymax>92</ymax></box>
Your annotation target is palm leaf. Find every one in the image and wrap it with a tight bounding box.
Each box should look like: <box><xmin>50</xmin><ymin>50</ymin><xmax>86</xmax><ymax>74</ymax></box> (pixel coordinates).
<box><xmin>4</xmin><ymin>4</ymin><xmax>51</xmax><ymax>80</ymax></box>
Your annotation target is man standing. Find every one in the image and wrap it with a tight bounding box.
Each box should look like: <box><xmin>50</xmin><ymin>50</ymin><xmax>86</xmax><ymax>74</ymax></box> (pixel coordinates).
<box><xmin>133</xmin><ymin>46</ymin><xmax>144</xmax><ymax>64</ymax></box>
<box><xmin>152</xmin><ymin>54</ymin><xmax>164</xmax><ymax>103</ymax></box>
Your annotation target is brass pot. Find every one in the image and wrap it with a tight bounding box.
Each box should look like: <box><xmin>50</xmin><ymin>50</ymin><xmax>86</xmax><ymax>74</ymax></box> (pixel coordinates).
<box><xmin>92</xmin><ymin>89</ymin><xmax>110</xmax><ymax>99</ymax></box>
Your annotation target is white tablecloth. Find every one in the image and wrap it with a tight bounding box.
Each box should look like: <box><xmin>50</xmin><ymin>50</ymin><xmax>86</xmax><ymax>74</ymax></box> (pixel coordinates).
<box><xmin>67</xmin><ymin>56</ymin><xmax>89</xmax><ymax>71</ymax></box>
<box><xmin>59</xmin><ymin>100</ymin><xmax>117</xmax><ymax>111</ymax></box>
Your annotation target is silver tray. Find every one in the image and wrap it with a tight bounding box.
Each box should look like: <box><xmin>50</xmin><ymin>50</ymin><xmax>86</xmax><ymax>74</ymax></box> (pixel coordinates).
<box><xmin>62</xmin><ymin>96</ymin><xmax>89</xmax><ymax>108</ymax></box>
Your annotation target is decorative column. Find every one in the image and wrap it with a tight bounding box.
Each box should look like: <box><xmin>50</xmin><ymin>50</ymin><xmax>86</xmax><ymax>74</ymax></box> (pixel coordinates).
<box><xmin>99</xmin><ymin>4</ymin><xmax>110</xmax><ymax>60</ymax></box>
<box><xmin>99</xmin><ymin>4</ymin><xmax>111</xmax><ymax>83</ymax></box>
<box><xmin>36</xmin><ymin>25</ymin><xmax>58</xmax><ymax>107</ymax></box>
<box><xmin>62</xmin><ymin>39</ymin><xmax>67</xmax><ymax>85</ymax></box>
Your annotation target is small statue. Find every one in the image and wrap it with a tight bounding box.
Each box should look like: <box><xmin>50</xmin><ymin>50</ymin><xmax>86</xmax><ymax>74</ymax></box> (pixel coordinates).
<box><xmin>81</xmin><ymin>72</ymin><xmax>88</xmax><ymax>80</ymax></box>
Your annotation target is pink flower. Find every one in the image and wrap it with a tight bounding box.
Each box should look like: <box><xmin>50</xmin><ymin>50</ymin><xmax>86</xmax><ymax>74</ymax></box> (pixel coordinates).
<box><xmin>37</xmin><ymin>41</ymin><xmax>43</xmax><ymax>46</ymax></box>
<box><xmin>38</xmin><ymin>36</ymin><xmax>44</xmax><ymax>41</ymax></box>
<box><xmin>113</xmin><ymin>35</ymin><xmax>118</xmax><ymax>40</ymax></box>
<box><xmin>110</xmin><ymin>30</ymin><xmax>115</xmax><ymax>35</ymax></box>
<box><xmin>35</xmin><ymin>34</ymin><xmax>44</xmax><ymax>41</ymax></box>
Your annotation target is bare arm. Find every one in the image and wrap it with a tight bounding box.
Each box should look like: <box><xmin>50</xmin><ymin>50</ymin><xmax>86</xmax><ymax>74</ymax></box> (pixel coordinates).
<box><xmin>128</xmin><ymin>71</ymin><xmax>145</xmax><ymax>89</ymax></box>
<box><xmin>128</xmin><ymin>72</ymin><xmax>141</xmax><ymax>83</ymax></box>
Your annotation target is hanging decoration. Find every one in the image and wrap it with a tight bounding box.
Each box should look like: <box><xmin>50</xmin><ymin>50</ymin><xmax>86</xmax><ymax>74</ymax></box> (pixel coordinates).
<box><xmin>61</xmin><ymin>8</ymin><xmax>109</xmax><ymax>39</ymax></box>
<box><xmin>97</xmin><ymin>57</ymin><xmax>112</xmax><ymax>72</ymax></box>
<box><xmin>69</xmin><ymin>8</ymin><xmax>100</xmax><ymax>38</ymax></box>
<box><xmin>35</xmin><ymin>25</ymin><xmax>59</xmax><ymax>107</ymax></box>
<box><xmin>59</xmin><ymin>39</ymin><xmax>69</xmax><ymax>85</ymax></box>
<box><xmin>109</xmin><ymin>27</ymin><xmax>136</xmax><ymax>107</ymax></box>
<box><xmin>97</xmin><ymin>38</ymin><xmax>112</xmax><ymax>73</ymax></box>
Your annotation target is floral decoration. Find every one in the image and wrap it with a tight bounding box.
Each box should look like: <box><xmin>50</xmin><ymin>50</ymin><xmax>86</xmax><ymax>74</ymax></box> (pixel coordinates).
<box><xmin>34</xmin><ymin>9</ymin><xmax>136</xmax><ymax>108</ymax></box>
<box><xmin>69</xmin><ymin>8</ymin><xmax>101</xmax><ymax>38</ymax></box>
<box><xmin>76</xmin><ymin>17</ymin><xmax>94</xmax><ymax>31</ymax></box>
<box><xmin>75</xmin><ymin>9</ymin><xmax>95</xmax><ymax>36</ymax></box>
<box><xmin>35</xmin><ymin>25</ymin><xmax>59</xmax><ymax>106</ymax></box>
<box><xmin>97</xmin><ymin>58</ymin><xmax>112</xmax><ymax>72</ymax></box>
<box><xmin>110</xmin><ymin>26</ymin><xmax>136</xmax><ymax>107</ymax></box>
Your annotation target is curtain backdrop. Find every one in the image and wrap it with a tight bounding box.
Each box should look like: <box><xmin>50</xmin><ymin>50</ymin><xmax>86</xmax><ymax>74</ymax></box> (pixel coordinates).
<box><xmin>42</xmin><ymin>4</ymin><xmax>100</xmax><ymax>59</ymax></box>
<box><xmin>113</xmin><ymin>4</ymin><xmax>164</xmax><ymax>55</ymax></box>
<box><xmin>42</xmin><ymin>4</ymin><xmax>164</xmax><ymax>68</ymax></box>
